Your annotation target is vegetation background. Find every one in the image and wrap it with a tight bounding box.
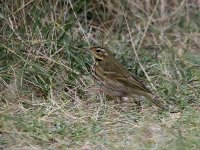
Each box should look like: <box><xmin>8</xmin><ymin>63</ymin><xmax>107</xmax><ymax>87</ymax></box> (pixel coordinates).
<box><xmin>1</xmin><ymin>0</ymin><xmax>200</xmax><ymax>149</ymax></box>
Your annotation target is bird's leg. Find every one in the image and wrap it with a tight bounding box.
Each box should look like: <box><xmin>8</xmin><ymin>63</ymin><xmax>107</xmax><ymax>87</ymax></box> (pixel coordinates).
<box><xmin>133</xmin><ymin>98</ymin><xmax>141</xmax><ymax>106</ymax></box>
<box><xmin>105</xmin><ymin>95</ymin><xmax>123</xmax><ymax>105</ymax></box>
<box><xmin>105</xmin><ymin>94</ymin><xmax>115</xmax><ymax>101</ymax></box>
<box><xmin>133</xmin><ymin>97</ymin><xmax>142</xmax><ymax>111</ymax></box>
<box><xmin>118</xmin><ymin>97</ymin><xmax>123</xmax><ymax>103</ymax></box>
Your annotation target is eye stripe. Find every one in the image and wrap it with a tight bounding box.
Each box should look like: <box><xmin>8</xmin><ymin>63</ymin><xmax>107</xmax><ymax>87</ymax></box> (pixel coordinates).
<box><xmin>95</xmin><ymin>48</ymin><xmax>108</xmax><ymax>56</ymax></box>
<box><xmin>96</xmin><ymin>48</ymin><xmax>105</xmax><ymax>52</ymax></box>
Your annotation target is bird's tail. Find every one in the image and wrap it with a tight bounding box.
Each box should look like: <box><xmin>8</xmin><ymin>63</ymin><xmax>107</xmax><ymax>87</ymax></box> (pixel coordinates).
<box><xmin>144</xmin><ymin>93</ymin><xmax>168</xmax><ymax>110</ymax></box>
<box><xmin>144</xmin><ymin>93</ymin><xmax>179</xmax><ymax>113</ymax></box>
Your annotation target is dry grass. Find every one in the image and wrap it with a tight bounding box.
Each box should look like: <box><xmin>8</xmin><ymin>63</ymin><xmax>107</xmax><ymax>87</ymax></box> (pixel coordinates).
<box><xmin>1</xmin><ymin>0</ymin><xmax>200</xmax><ymax>149</ymax></box>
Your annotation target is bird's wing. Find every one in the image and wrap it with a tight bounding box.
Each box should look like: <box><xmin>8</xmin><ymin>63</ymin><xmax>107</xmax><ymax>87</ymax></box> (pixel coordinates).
<box><xmin>98</xmin><ymin>59</ymin><xmax>167</xmax><ymax>110</ymax></box>
<box><xmin>100</xmin><ymin>59</ymin><xmax>151</xmax><ymax>93</ymax></box>
<box><xmin>114</xmin><ymin>77</ymin><xmax>151</xmax><ymax>93</ymax></box>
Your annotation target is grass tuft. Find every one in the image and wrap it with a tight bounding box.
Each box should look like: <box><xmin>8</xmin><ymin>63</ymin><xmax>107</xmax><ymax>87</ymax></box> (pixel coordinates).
<box><xmin>1</xmin><ymin>0</ymin><xmax>200</xmax><ymax>149</ymax></box>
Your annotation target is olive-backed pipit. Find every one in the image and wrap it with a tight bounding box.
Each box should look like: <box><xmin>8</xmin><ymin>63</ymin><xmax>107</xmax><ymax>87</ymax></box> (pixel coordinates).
<box><xmin>90</xmin><ymin>46</ymin><xmax>167</xmax><ymax>110</ymax></box>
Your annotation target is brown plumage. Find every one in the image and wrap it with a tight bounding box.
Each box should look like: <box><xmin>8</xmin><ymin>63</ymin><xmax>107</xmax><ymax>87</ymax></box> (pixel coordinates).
<box><xmin>90</xmin><ymin>46</ymin><xmax>167</xmax><ymax>110</ymax></box>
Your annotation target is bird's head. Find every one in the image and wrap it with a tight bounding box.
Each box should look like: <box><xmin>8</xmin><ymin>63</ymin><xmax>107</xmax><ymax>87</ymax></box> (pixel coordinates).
<box><xmin>90</xmin><ymin>47</ymin><xmax>112</xmax><ymax>61</ymax></box>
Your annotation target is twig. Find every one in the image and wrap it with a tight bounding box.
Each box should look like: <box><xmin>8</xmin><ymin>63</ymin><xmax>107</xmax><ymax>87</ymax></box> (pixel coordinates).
<box><xmin>124</xmin><ymin>0</ymin><xmax>160</xmax><ymax>91</ymax></box>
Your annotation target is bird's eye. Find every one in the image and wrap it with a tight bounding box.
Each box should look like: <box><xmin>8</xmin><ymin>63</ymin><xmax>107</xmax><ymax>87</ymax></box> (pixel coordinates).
<box><xmin>96</xmin><ymin>49</ymin><xmax>101</xmax><ymax>53</ymax></box>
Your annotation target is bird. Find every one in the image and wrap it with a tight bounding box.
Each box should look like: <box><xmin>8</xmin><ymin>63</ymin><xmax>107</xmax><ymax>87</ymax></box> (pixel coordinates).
<box><xmin>89</xmin><ymin>46</ymin><xmax>167</xmax><ymax>110</ymax></box>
